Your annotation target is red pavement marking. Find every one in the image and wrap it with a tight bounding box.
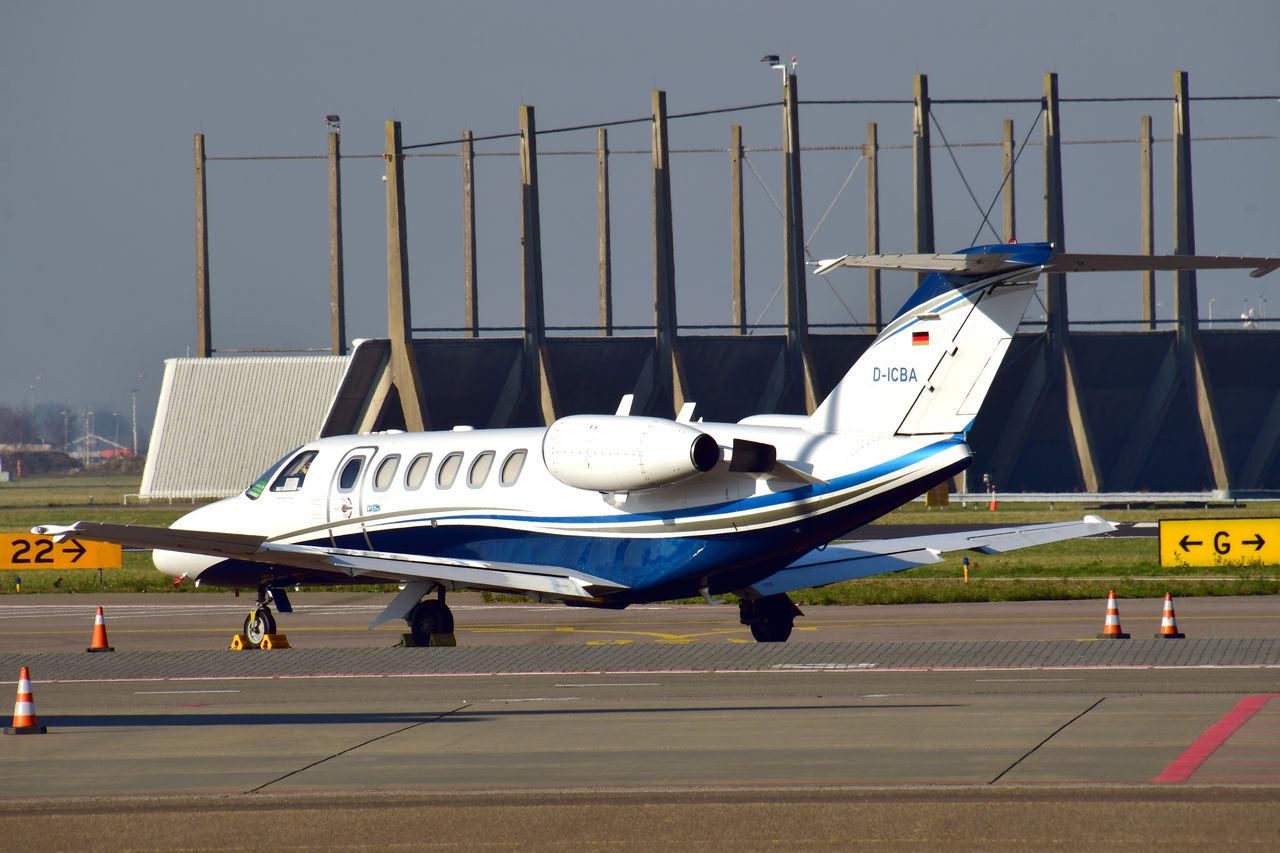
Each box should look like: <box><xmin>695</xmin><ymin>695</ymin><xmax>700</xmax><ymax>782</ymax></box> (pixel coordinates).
<box><xmin>1153</xmin><ymin>694</ymin><xmax>1280</xmax><ymax>783</ymax></box>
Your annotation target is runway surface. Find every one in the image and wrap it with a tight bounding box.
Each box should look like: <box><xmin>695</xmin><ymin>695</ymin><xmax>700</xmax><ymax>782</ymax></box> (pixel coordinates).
<box><xmin>2</xmin><ymin>593</ymin><xmax>1278</xmax><ymax>850</ymax></box>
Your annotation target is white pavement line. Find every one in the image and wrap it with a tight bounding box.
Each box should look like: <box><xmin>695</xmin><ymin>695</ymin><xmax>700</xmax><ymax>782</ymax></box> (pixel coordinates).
<box><xmin>554</xmin><ymin>682</ymin><xmax>660</xmax><ymax>688</ymax></box>
<box><xmin>134</xmin><ymin>689</ymin><xmax>242</xmax><ymax>695</ymax></box>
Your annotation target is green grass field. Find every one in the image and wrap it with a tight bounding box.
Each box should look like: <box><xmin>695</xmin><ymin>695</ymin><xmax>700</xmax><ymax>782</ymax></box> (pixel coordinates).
<box><xmin>2</xmin><ymin>470</ymin><xmax>1277</xmax><ymax>604</ymax></box>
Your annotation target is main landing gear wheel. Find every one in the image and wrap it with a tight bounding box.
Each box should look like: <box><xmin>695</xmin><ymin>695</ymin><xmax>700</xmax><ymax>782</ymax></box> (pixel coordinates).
<box><xmin>244</xmin><ymin>607</ymin><xmax>276</xmax><ymax>645</ymax></box>
<box><xmin>407</xmin><ymin>598</ymin><xmax>455</xmax><ymax>647</ymax></box>
<box><xmin>739</xmin><ymin>594</ymin><xmax>802</xmax><ymax>643</ymax></box>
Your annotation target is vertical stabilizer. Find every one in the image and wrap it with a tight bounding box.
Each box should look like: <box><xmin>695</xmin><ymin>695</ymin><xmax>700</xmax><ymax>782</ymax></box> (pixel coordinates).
<box><xmin>808</xmin><ymin>243</ymin><xmax>1050</xmax><ymax>436</ymax></box>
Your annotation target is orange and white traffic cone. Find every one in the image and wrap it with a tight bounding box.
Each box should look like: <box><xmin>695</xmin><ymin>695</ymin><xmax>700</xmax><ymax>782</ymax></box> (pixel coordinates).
<box><xmin>989</xmin><ymin>487</ymin><xmax>997</xmax><ymax>512</ymax></box>
<box><xmin>1154</xmin><ymin>593</ymin><xmax>1185</xmax><ymax>639</ymax></box>
<box><xmin>5</xmin><ymin>666</ymin><xmax>46</xmax><ymax>735</ymax></box>
<box><xmin>87</xmin><ymin>606</ymin><xmax>114</xmax><ymax>653</ymax></box>
<box><xmin>1096</xmin><ymin>590</ymin><xmax>1130</xmax><ymax>639</ymax></box>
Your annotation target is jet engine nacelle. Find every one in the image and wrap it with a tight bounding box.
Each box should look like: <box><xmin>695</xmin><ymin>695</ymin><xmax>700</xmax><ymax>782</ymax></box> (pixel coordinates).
<box><xmin>542</xmin><ymin>415</ymin><xmax>720</xmax><ymax>492</ymax></box>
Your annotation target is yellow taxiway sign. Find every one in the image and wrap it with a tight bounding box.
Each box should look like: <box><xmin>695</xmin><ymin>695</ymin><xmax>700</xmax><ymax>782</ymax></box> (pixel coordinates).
<box><xmin>1159</xmin><ymin>518</ymin><xmax>1280</xmax><ymax>568</ymax></box>
<box><xmin>0</xmin><ymin>534</ymin><xmax>122</xmax><ymax>570</ymax></box>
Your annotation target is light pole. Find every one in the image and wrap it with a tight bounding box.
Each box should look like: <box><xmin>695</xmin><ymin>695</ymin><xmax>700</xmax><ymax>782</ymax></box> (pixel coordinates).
<box><xmin>131</xmin><ymin>374</ymin><xmax>143</xmax><ymax>456</ymax></box>
<box><xmin>60</xmin><ymin>411</ymin><xmax>68</xmax><ymax>452</ymax></box>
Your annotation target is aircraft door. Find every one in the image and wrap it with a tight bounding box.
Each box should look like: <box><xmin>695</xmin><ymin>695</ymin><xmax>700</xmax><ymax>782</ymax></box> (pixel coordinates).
<box><xmin>327</xmin><ymin>445</ymin><xmax>377</xmax><ymax>547</ymax></box>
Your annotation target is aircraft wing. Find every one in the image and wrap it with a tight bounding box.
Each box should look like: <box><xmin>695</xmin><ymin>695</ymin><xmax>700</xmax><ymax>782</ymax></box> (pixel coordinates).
<box><xmin>745</xmin><ymin>515</ymin><xmax>1116</xmax><ymax>597</ymax></box>
<box><xmin>32</xmin><ymin>521</ymin><xmax>628</xmax><ymax>602</ymax></box>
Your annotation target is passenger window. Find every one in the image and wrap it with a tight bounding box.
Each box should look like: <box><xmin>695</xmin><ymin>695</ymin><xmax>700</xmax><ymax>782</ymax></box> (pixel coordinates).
<box><xmin>373</xmin><ymin>455</ymin><xmax>400</xmax><ymax>492</ymax></box>
<box><xmin>405</xmin><ymin>453</ymin><xmax>432</xmax><ymax>490</ymax></box>
<box><xmin>499</xmin><ymin>449</ymin><xmax>527</xmax><ymax>486</ymax></box>
<box><xmin>337</xmin><ymin>457</ymin><xmax>364</xmax><ymax>492</ymax></box>
<box><xmin>468</xmin><ymin>451</ymin><xmax>495</xmax><ymax>487</ymax></box>
<box><xmin>271</xmin><ymin>450</ymin><xmax>318</xmax><ymax>493</ymax></box>
<box><xmin>436</xmin><ymin>452</ymin><xmax>462</xmax><ymax>488</ymax></box>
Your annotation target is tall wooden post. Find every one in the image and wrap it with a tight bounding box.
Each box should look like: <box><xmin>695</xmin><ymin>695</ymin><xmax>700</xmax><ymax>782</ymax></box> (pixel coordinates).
<box><xmin>520</xmin><ymin>106</ymin><xmax>556</xmax><ymax>424</ymax></box>
<box><xmin>462</xmin><ymin>129</ymin><xmax>478</xmax><ymax>338</ymax></box>
<box><xmin>384</xmin><ymin>120</ymin><xmax>429</xmax><ymax>431</ymax></box>
<box><xmin>1001</xmin><ymin>119</ymin><xmax>1016</xmax><ymax>243</ymax></box>
<box><xmin>194</xmin><ymin>134</ymin><xmax>211</xmax><ymax>358</ymax></box>
<box><xmin>651</xmin><ymin>90</ymin><xmax>684</xmax><ymax>416</ymax></box>
<box><xmin>1043</xmin><ymin>73</ymin><xmax>1067</xmax><ymax>343</ymax></box>
<box><xmin>912</xmin><ymin>74</ymin><xmax>934</xmax><ymax>286</ymax></box>
<box><xmin>865</xmin><ymin>121</ymin><xmax>881</xmax><ymax>330</ymax></box>
<box><xmin>730</xmin><ymin>125</ymin><xmax>746</xmax><ymax>334</ymax></box>
<box><xmin>782</xmin><ymin>72</ymin><xmax>817</xmax><ymax>411</ymax></box>
<box><xmin>1140</xmin><ymin>115</ymin><xmax>1155</xmax><ymax>329</ymax></box>
<box><xmin>328</xmin><ymin>124</ymin><xmax>346</xmax><ymax>355</ymax></box>
<box><xmin>597</xmin><ymin>127</ymin><xmax>613</xmax><ymax>336</ymax></box>
<box><xmin>1173</xmin><ymin>71</ymin><xmax>1198</xmax><ymax>338</ymax></box>
<box><xmin>1172</xmin><ymin>71</ymin><xmax>1229</xmax><ymax>491</ymax></box>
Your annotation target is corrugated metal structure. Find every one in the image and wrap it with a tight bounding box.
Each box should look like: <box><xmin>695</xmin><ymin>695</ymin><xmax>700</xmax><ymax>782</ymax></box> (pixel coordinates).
<box><xmin>140</xmin><ymin>356</ymin><xmax>349</xmax><ymax>499</ymax></box>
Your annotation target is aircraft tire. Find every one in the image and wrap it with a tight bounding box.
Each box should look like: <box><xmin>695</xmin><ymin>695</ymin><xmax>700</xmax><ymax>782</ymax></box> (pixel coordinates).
<box><xmin>244</xmin><ymin>607</ymin><xmax>276</xmax><ymax>645</ymax></box>
<box><xmin>749</xmin><ymin>618</ymin><xmax>793</xmax><ymax>643</ymax></box>
<box><xmin>408</xmin><ymin>599</ymin><xmax>454</xmax><ymax>646</ymax></box>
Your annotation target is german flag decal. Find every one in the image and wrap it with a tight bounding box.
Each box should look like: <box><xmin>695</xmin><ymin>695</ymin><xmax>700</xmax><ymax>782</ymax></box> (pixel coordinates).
<box><xmin>911</xmin><ymin>330</ymin><xmax>929</xmax><ymax>346</ymax></box>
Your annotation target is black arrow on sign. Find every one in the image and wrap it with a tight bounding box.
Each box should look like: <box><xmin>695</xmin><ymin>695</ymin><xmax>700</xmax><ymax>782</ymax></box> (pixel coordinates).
<box><xmin>1242</xmin><ymin>534</ymin><xmax>1266</xmax><ymax>551</ymax></box>
<box><xmin>62</xmin><ymin>539</ymin><xmax>86</xmax><ymax>563</ymax></box>
<box><xmin>1179</xmin><ymin>535</ymin><xmax>1202</xmax><ymax>551</ymax></box>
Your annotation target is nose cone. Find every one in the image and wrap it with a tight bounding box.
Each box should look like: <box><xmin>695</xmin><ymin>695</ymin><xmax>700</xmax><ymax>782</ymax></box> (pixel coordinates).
<box><xmin>152</xmin><ymin>498</ymin><xmax>249</xmax><ymax>580</ymax></box>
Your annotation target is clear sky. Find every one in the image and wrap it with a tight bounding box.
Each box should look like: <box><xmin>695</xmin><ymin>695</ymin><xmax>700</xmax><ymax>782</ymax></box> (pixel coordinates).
<box><xmin>2</xmin><ymin>0</ymin><xmax>1277</xmax><ymax>440</ymax></box>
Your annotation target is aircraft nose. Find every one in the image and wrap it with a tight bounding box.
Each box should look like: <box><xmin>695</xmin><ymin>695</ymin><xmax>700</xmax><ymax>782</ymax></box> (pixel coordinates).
<box><xmin>152</xmin><ymin>498</ymin><xmax>246</xmax><ymax>580</ymax></box>
<box><xmin>153</xmin><ymin>548</ymin><xmax>216</xmax><ymax>579</ymax></box>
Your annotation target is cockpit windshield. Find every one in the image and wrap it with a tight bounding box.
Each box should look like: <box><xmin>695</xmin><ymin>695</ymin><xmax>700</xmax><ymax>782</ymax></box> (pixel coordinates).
<box><xmin>245</xmin><ymin>447</ymin><xmax>301</xmax><ymax>500</ymax></box>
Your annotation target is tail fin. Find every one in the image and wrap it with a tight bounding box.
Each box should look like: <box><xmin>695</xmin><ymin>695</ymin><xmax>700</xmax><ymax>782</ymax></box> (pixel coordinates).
<box><xmin>808</xmin><ymin>243</ymin><xmax>1051</xmax><ymax>436</ymax></box>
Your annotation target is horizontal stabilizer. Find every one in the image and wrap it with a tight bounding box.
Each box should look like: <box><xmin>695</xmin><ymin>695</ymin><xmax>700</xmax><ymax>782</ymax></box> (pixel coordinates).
<box><xmin>744</xmin><ymin>516</ymin><xmax>1116</xmax><ymax>597</ymax></box>
<box><xmin>816</xmin><ymin>251</ymin><xmax>1280</xmax><ymax>278</ymax></box>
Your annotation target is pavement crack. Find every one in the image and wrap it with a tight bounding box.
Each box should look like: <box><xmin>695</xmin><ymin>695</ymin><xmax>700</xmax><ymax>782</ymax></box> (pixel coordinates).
<box><xmin>988</xmin><ymin>696</ymin><xmax>1104</xmax><ymax>785</ymax></box>
<box><xmin>245</xmin><ymin>702</ymin><xmax>469</xmax><ymax>794</ymax></box>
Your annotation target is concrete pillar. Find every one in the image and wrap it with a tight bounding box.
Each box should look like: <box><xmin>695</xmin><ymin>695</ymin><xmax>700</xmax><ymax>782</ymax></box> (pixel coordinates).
<box><xmin>520</xmin><ymin>106</ymin><xmax>556</xmax><ymax>425</ymax></box>
<box><xmin>384</xmin><ymin>120</ymin><xmax>429</xmax><ymax>431</ymax></box>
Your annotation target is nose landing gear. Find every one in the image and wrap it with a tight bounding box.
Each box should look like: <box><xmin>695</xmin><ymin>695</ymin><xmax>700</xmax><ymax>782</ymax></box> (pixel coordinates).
<box><xmin>244</xmin><ymin>606</ymin><xmax>276</xmax><ymax>646</ymax></box>
<box><xmin>241</xmin><ymin>585</ymin><xmax>291</xmax><ymax>646</ymax></box>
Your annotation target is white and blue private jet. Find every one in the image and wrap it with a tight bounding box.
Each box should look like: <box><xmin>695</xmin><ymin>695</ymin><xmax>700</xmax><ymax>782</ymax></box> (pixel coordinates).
<box><xmin>37</xmin><ymin>243</ymin><xmax>1278</xmax><ymax>644</ymax></box>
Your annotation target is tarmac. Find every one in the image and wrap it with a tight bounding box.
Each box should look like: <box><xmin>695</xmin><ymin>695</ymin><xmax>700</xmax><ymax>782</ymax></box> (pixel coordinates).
<box><xmin>1</xmin><ymin>593</ymin><xmax>1278</xmax><ymax>850</ymax></box>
